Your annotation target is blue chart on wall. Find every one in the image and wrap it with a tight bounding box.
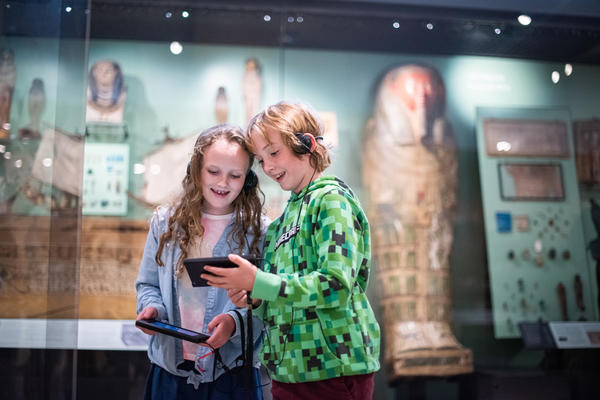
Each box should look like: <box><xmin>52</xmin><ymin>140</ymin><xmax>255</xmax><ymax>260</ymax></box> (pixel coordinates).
<box><xmin>476</xmin><ymin>107</ymin><xmax>597</xmax><ymax>338</ymax></box>
<box><xmin>82</xmin><ymin>143</ymin><xmax>129</xmax><ymax>216</ymax></box>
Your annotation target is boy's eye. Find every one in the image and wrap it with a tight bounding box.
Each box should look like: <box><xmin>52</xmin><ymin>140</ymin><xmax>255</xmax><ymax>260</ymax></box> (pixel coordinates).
<box><xmin>270</xmin><ymin>150</ymin><xmax>279</xmax><ymax>157</ymax></box>
<box><xmin>257</xmin><ymin>159</ymin><xmax>264</xmax><ymax>165</ymax></box>
<box><xmin>230</xmin><ymin>175</ymin><xmax>242</xmax><ymax>179</ymax></box>
<box><xmin>208</xmin><ymin>170</ymin><xmax>218</xmax><ymax>175</ymax></box>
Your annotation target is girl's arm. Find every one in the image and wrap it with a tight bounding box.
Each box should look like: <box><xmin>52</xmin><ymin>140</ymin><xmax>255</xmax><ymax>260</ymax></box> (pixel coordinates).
<box><xmin>135</xmin><ymin>213</ymin><xmax>168</xmax><ymax>322</ymax></box>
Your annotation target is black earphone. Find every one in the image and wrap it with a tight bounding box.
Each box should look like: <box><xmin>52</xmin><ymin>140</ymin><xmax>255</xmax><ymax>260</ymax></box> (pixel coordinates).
<box><xmin>186</xmin><ymin>162</ymin><xmax>258</xmax><ymax>194</ymax></box>
<box><xmin>243</xmin><ymin>169</ymin><xmax>258</xmax><ymax>194</ymax></box>
<box><xmin>294</xmin><ymin>132</ymin><xmax>324</xmax><ymax>155</ymax></box>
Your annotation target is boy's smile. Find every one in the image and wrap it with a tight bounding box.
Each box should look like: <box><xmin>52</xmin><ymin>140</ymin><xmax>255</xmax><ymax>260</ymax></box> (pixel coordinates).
<box><xmin>251</xmin><ymin>127</ymin><xmax>318</xmax><ymax>194</ymax></box>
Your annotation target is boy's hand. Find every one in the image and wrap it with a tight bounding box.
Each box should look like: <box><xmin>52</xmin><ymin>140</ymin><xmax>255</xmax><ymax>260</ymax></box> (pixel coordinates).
<box><xmin>203</xmin><ymin>254</ymin><xmax>257</xmax><ymax>292</ymax></box>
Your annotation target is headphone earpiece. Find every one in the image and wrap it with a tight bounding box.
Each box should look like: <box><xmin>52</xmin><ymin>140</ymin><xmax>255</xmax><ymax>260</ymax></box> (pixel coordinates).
<box><xmin>243</xmin><ymin>169</ymin><xmax>258</xmax><ymax>194</ymax></box>
<box><xmin>295</xmin><ymin>133</ymin><xmax>317</xmax><ymax>154</ymax></box>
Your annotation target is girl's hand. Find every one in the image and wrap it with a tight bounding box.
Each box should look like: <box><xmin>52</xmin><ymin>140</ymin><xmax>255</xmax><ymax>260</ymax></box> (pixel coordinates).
<box><xmin>204</xmin><ymin>313</ymin><xmax>235</xmax><ymax>349</ymax></box>
<box><xmin>228</xmin><ymin>288</ymin><xmax>248</xmax><ymax>308</ymax></box>
<box><xmin>136</xmin><ymin>306</ymin><xmax>158</xmax><ymax>336</ymax></box>
<box><xmin>202</xmin><ymin>254</ymin><xmax>257</xmax><ymax>291</ymax></box>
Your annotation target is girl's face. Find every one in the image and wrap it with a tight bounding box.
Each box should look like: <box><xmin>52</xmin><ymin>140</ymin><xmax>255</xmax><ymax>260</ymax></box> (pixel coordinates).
<box><xmin>251</xmin><ymin>127</ymin><xmax>314</xmax><ymax>194</ymax></box>
<box><xmin>200</xmin><ymin>138</ymin><xmax>249</xmax><ymax>215</ymax></box>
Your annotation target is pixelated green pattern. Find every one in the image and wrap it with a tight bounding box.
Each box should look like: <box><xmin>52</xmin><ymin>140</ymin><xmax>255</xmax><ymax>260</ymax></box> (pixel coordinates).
<box><xmin>259</xmin><ymin>177</ymin><xmax>380</xmax><ymax>383</ymax></box>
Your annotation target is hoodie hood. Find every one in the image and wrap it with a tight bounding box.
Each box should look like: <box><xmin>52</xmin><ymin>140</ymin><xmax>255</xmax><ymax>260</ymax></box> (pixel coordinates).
<box><xmin>288</xmin><ymin>175</ymin><xmax>348</xmax><ymax>202</ymax></box>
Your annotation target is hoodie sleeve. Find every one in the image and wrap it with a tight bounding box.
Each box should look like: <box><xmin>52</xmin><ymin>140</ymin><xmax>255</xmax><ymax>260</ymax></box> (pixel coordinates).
<box><xmin>253</xmin><ymin>191</ymin><xmax>367</xmax><ymax>310</ymax></box>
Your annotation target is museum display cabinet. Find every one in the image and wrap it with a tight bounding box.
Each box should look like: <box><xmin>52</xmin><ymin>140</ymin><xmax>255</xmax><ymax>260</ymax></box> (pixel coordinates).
<box><xmin>1</xmin><ymin>1</ymin><xmax>600</xmax><ymax>399</ymax></box>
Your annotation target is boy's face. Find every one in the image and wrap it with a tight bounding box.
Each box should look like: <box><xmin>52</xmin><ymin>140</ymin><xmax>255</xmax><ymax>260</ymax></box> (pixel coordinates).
<box><xmin>200</xmin><ymin>138</ymin><xmax>249</xmax><ymax>215</ymax></box>
<box><xmin>251</xmin><ymin>127</ymin><xmax>314</xmax><ymax>194</ymax></box>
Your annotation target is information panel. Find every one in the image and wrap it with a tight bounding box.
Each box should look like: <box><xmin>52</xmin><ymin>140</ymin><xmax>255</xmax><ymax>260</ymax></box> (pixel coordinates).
<box><xmin>476</xmin><ymin>107</ymin><xmax>596</xmax><ymax>338</ymax></box>
<box><xmin>82</xmin><ymin>143</ymin><xmax>129</xmax><ymax>216</ymax></box>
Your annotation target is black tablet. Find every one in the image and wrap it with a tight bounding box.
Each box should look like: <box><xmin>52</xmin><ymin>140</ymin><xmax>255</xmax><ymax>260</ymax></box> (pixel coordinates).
<box><xmin>135</xmin><ymin>319</ymin><xmax>210</xmax><ymax>343</ymax></box>
<box><xmin>183</xmin><ymin>256</ymin><xmax>258</xmax><ymax>287</ymax></box>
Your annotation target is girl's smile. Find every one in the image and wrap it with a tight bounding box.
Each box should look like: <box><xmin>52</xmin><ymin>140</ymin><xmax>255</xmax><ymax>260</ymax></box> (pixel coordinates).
<box><xmin>200</xmin><ymin>138</ymin><xmax>249</xmax><ymax>215</ymax></box>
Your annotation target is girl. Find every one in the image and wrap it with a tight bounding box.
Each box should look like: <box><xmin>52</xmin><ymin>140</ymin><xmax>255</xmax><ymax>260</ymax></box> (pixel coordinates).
<box><xmin>203</xmin><ymin>102</ymin><xmax>381</xmax><ymax>400</ymax></box>
<box><xmin>135</xmin><ymin>124</ymin><xmax>266</xmax><ymax>400</ymax></box>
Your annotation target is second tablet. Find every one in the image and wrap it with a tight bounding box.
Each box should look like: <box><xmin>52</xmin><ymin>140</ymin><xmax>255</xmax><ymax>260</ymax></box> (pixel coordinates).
<box><xmin>183</xmin><ymin>256</ymin><xmax>258</xmax><ymax>287</ymax></box>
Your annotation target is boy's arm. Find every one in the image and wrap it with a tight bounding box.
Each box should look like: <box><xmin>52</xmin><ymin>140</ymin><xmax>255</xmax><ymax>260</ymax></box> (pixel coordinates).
<box><xmin>253</xmin><ymin>192</ymin><xmax>366</xmax><ymax>310</ymax></box>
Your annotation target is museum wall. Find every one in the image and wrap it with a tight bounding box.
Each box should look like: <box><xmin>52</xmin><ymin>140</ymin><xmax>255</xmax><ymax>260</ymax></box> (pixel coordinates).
<box><xmin>2</xmin><ymin>33</ymin><xmax>600</xmax><ymax>399</ymax></box>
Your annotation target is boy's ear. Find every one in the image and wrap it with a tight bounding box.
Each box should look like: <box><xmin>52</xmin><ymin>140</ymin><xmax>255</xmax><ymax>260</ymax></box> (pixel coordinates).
<box><xmin>295</xmin><ymin>133</ymin><xmax>316</xmax><ymax>154</ymax></box>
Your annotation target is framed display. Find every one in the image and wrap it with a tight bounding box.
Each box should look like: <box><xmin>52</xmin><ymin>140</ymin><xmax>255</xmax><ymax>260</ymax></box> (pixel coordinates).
<box><xmin>573</xmin><ymin>119</ymin><xmax>600</xmax><ymax>186</ymax></box>
<box><xmin>498</xmin><ymin>163</ymin><xmax>565</xmax><ymax>201</ymax></box>
<box><xmin>483</xmin><ymin>118</ymin><xmax>570</xmax><ymax>158</ymax></box>
<box><xmin>82</xmin><ymin>143</ymin><xmax>129</xmax><ymax>215</ymax></box>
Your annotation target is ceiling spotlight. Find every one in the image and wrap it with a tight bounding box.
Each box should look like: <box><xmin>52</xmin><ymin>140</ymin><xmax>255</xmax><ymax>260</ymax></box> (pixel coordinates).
<box><xmin>551</xmin><ymin>71</ymin><xmax>560</xmax><ymax>84</ymax></box>
<box><xmin>297</xmin><ymin>16</ymin><xmax>304</xmax><ymax>23</ymax></box>
<box><xmin>170</xmin><ymin>41</ymin><xmax>183</xmax><ymax>55</ymax></box>
<box><xmin>165</xmin><ymin>11</ymin><xmax>173</xmax><ymax>19</ymax></box>
<box><xmin>494</xmin><ymin>27</ymin><xmax>502</xmax><ymax>35</ymax></box>
<box><xmin>393</xmin><ymin>21</ymin><xmax>400</xmax><ymax>29</ymax></box>
<box><xmin>564</xmin><ymin>63</ymin><xmax>573</xmax><ymax>76</ymax></box>
<box><xmin>182</xmin><ymin>11</ymin><xmax>190</xmax><ymax>18</ymax></box>
<box><xmin>287</xmin><ymin>16</ymin><xmax>294</xmax><ymax>23</ymax></box>
<box><xmin>426</xmin><ymin>23</ymin><xmax>434</xmax><ymax>30</ymax></box>
<box><xmin>518</xmin><ymin>14</ymin><xmax>532</xmax><ymax>26</ymax></box>
<box><xmin>264</xmin><ymin>14</ymin><xmax>271</xmax><ymax>22</ymax></box>
<box><xmin>65</xmin><ymin>6</ymin><xmax>72</xmax><ymax>13</ymax></box>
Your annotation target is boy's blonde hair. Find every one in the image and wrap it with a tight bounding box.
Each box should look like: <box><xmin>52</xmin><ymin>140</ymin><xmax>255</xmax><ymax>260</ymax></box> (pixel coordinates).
<box><xmin>246</xmin><ymin>101</ymin><xmax>331</xmax><ymax>172</ymax></box>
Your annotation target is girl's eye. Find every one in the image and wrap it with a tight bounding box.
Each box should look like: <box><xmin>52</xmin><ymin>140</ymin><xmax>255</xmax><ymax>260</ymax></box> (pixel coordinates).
<box><xmin>257</xmin><ymin>159</ymin><xmax>264</xmax><ymax>165</ymax></box>
<box><xmin>208</xmin><ymin>170</ymin><xmax>218</xmax><ymax>175</ymax></box>
<box><xmin>230</xmin><ymin>175</ymin><xmax>242</xmax><ymax>180</ymax></box>
<box><xmin>270</xmin><ymin>150</ymin><xmax>278</xmax><ymax>157</ymax></box>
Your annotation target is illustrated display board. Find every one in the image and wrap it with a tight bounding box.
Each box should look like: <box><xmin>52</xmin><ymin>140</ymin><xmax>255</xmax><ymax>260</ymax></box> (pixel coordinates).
<box><xmin>82</xmin><ymin>143</ymin><xmax>129</xmax><ymax>215</ymax></box>
<box><xmin>476</xmin><ymin>107</ymin><xmax>597</xmax><ymax>338</ymax></box>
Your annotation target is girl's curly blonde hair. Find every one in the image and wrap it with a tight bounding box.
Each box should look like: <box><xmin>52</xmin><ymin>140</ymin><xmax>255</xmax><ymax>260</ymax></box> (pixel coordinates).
<box><xmin>155</xmin><ymin>124</ymin><xmax>263</xmax><ymax>273</ymax></box>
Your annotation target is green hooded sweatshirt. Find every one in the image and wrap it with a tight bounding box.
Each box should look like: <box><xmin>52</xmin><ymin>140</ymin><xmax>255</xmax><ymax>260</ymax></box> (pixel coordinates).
<box><xmin>252</xmin><ymin>176</ymin><xmax>381</xmax><ymax>383</ymax></box>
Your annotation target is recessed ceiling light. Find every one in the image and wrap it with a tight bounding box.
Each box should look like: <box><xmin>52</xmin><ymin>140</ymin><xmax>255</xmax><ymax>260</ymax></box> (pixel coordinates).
<box><xmin>170</xmin><ymin>41</ymin><xmax>183</xmax><ymax>55</ymax></box>
<box><xmin>551</xmin><ymin>71</ymin><xmax>560</xmax><ymax>83</ymax></box>
<box><xmin>182</xmin><ymin>11</ymin><xmax>190</xmax><ymax>18</ymax></box>
<box><xmin>494</xmin><ymin>27</ymin><xmax>502</xmax><ymax>35</ymax></box>
<box><xmin>65</xmin><ymin>6</ymin><xmax>72</xmax><ymax>13</ymax></box>
<box><xmin>297</xmin><ymin>16</ymin><xmax>304</xmax><ymax>23</ymax></box>
<box><xmin>165</xmin><ymin>11</ymin><xmax>173</xmax><ymax>19</ymax></box>
<box><xmin>264</xmin><ymin>14</ymin><xmax>271</xmax><ymax>22</ymax></box>
<box><xmin>393</xmin><ymin>21</ymin><xmax>400</xmax><ymax>29</ymax></box>
<box><xmin>287</xmin><ymin>16</ymin><xmax>294</xmax><ymax>23</ymax></box>
<box><xmin>426</xmin><ymin>23</ymin><xmax>434</xmax><ymax>30</ymax></box>
<box><xmin>564</xmin><ymin>63</ymin><xmax>573</xmax><ymax>76</ymax></box>
<box><xmin>518</xmin><ymin>14</ymin><xmax>532</xmax><ymax>26</ymax></box>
